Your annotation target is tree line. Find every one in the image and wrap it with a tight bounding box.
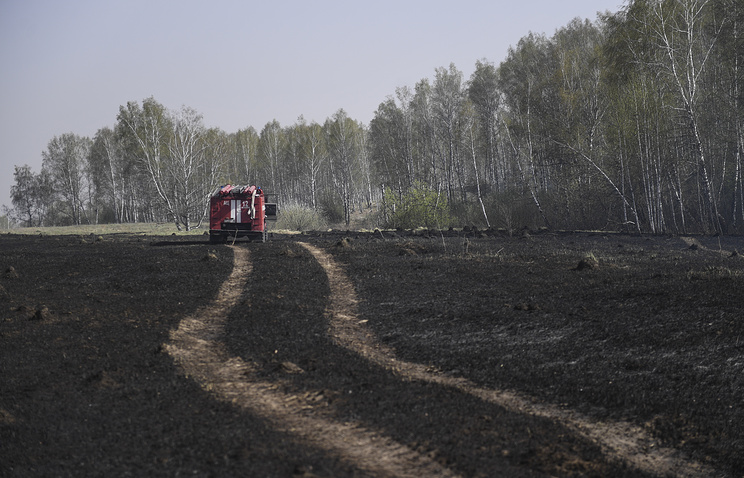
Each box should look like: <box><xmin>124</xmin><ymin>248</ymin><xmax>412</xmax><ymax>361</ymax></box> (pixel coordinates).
<box><xmin>10</xmin><ymin>0</ymin><xmax>744</xmax><ymax>234</ymax></box>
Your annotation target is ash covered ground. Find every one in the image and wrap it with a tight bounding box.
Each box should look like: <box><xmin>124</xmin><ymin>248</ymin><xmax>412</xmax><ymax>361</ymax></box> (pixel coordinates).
<box><xmin>1</xmin><ymin>230</ymin><xmax>743</xmax><ymax>477</ymax></box>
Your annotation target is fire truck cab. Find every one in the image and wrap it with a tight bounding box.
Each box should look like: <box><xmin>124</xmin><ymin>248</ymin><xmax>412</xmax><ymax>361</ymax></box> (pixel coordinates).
<box><xmin>209</xmin><ymin>185</ymin><xmax>277</xmax><ymax>243</ymax></box>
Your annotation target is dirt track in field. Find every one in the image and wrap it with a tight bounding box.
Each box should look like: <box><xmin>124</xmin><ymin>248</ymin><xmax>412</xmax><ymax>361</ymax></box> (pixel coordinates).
<box><xmin>298</xmin><ymin>242</ymin><xmax>713</xmax><ymax>477</ymax></box>
<box><xmin>166</xmin><ymin>246</ymin><xmax>452</xmax><ymax>477</ymax></box>
<box><xmin>168</xmin><ymin>240</ymin><xmax>716</xmax><ymax>477</ymax></box>
<box><xmin>2</xmin><ymin>231</ymin><xmax>743</xmax><ymax>476</ymax></box>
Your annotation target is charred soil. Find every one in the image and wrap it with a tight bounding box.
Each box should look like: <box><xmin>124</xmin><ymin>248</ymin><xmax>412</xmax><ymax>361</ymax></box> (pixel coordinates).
<box><xmin>1</xmin><ymin>230</ymin><xmax>743</xmax><ymax>477</ymax></box>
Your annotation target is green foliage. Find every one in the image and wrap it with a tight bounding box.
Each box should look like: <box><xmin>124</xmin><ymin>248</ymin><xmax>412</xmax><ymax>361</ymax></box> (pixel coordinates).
<box><xmin>383</xmin><ymin>183</ymin><xmax>451</xmax><ymax>229</ymax></box>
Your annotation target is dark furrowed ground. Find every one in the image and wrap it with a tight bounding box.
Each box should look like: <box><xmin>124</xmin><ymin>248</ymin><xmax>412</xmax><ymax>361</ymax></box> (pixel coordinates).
<box><xmin>1</xmin><ymin>231</ymin><xmax>742</xmax><ymax>476</ymax></box>
<box><xmin>223</xmin><ymin>241</ymin><xmax>613</xmax><ymax>477</ymax></box>
<box><xmin>328</xmin><ymin>231</ymin><xmax>744</xmax><ymax>475</ymax></box>
<box><xmin>0</xmin><ymin>235</ymin><xmax>351</xmax><ymax>477</ymax></box>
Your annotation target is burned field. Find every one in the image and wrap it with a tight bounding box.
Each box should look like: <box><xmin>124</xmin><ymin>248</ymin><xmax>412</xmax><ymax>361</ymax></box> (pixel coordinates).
<box><xmin>1</xmin><ymin>231</ymin><xmax>743</xmax><ymax>477</ymax></box>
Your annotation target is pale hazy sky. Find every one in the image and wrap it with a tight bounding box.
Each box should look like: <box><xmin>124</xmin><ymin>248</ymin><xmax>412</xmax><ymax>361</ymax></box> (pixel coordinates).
<box><xmin>0</xmin><ymin>0</ymin><xmax>625</xmax><ymax>210</ymax></box>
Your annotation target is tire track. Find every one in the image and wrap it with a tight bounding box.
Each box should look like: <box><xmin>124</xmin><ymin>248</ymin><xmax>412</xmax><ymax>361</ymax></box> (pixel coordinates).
<box><xmin>299</xmin><ymin>241</ymin><xmax>716</xmax><ymax>478</ymax></box>
<box><xmin>164</xmin><ymin>245</ymin><xmax>455</xmax><ymax>478</ymax></box>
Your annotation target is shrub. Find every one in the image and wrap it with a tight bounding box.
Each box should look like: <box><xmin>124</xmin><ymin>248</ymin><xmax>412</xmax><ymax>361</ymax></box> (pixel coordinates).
<box><xmin>382</xmin><ymin>183</ymin><xmax>451</xmax><ymax>229</ymax></box>
<box><xmin>317</xmin><ymin>189</ymin><xmax>345</xmax><ymax>224</ymax></box>
<box><xmin>275</xmin><ymin>203</ymin><xmax>326</xmax><ymax>231</ymax></box>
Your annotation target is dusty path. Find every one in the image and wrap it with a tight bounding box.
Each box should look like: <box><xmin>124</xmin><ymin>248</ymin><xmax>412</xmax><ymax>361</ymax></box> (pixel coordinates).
<box><xmin>165</xmin><ymin>246</ymin><xmax>455</xmax><ymax>477</ymax></box>
<box><xmin>298</xmin><ymin>242</ymin><xmax>716</xmax><ymax>478</ymax></box>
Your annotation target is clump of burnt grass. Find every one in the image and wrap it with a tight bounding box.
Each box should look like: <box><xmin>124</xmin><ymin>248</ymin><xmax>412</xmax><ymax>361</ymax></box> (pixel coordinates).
<box><xmin>574</xmin><ymin>252</ymin><xmax>599</xmax><ymax>271</ymax></box>
<box><xmin>397</xmin><ymin>241</ymin><xmax>430</xmax><ymax>256</ymax></box>
<box><xmin>686</xmin><ymin>265</ymin><xmax>744</xmax><ymax>281</ymax></box>
<box><xmin>335</xmin><ymin>237</ymin><xmax>353</xmax><ymax>249</ymax></box>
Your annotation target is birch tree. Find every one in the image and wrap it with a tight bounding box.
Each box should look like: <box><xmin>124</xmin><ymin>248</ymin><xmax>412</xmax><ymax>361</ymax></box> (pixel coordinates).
<box><xmin>550</xmin><ymin>18</ymin><xmax>613</xmax><ymax>227</ymax></box>
<box><xmin>714</xmin><ymin>0</ymin><xmax>744</xmax><ymax>228</ymax></box>
<box><xmin>432</xmin><ymin>63</ymin><xmax>466</xmax><ymax>202</ymax></box>
<box><xmin>257</xmin><ymin>120</ymin><xmax>285</xmax><ymax>199</ymax></box>
<box><xmin>295</xmin><ymin>117</ymin><xmax>326</xmax><ymax>209</ymax></box>
<box><xmin>369</xmin><ymin>97</ymin><xmax>409</xmax><ymax>199</ymax></box>
<box><xmin>230</xmin><ymin>127</ymin><xmax>259</xmax><ymax>181</ymax></box>
<box><xmin>117</xmin><ymin>97</ymin><xmax>175</xmax><ymax>224</ymax></box>
<box><xmin>498</xmin><ymin>34</ymin><xmax>553</xmax><ymax>227</ymax></box>
<box><xmin>10</xmin><ymin>165</ymin><xmax>42</xmax><ymax>226</ymax></box>
<box><xmin>411</xmin><ymin>79</ymin><xmax>440</xmax><ymax>191</ymax></box>
<box><xmin>41</xmin><ymin>133</ymin><xmax>92</xmax><ymax>225</ymax></box>
<box><xmin>468</xmin><ymin>60</ymin><xmax>502</xmax><ymax>190</ymax></box>
<box><xmin>167</xmin><ymin>106</ymin><xmax>212</xmax><ymax>230</ymax></box>
<box><xmin>462</xmin><ymin>100</ymin><xmax>491</xmax><ymax>226</ymax></box>
<box><xmin>326</xmin><ymin>109</ymin><xmax>363</xmax><ymax>226</ymax></box>
<box><xmin>89</xmin><ymin>127</ymin><xmax>128</xmax><ymax>222</ymax></box>
<box><xmin>117</xmin><ymin>98</ymin><xmax>214</xmax><ymax>230</ymax></box>
<box><xmin>630</xmin><ymin>0</ymin><xmax>725</xmax><ymax>232</ymax></box>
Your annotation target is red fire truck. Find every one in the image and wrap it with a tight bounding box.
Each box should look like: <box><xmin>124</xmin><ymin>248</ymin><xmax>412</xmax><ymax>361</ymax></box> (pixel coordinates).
<box><xmin>208</xmin><ymin>185</ymin><xmax>277</xmax><ymax>243</ymax></box>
